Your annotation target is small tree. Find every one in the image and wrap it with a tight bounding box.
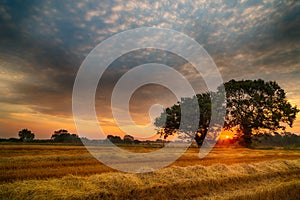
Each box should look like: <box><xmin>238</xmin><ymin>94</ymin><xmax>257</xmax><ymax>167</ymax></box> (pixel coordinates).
<box><xmin>51</xmin><ymin>129</ymin><xmax>79</xmax><ymax>143</ymax></box>
<box><xmin>107</xmin><ymin>135</ymin><xmax>122</xmax><ymax>144</ymax></box>
<box><xmin>123</xmin><ymin>135</ymin><xmax>134</xmax><ymax>144</ymax></box>
<box><xmin>18</xmin><ymin>129</ymin><xmax>35</xmax><ymax>142</ymax></box>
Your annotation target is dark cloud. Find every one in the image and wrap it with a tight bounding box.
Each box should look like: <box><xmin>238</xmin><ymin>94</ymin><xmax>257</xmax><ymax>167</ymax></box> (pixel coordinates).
<box><xmin>95</xmin><ymin>49</ymin><xmax>208</xmax><ymax>124</ymax></box>
<box><xmin>276</xmin><ymin>3</ymin><xmax>300</xmax><ymax>40</ymax></box>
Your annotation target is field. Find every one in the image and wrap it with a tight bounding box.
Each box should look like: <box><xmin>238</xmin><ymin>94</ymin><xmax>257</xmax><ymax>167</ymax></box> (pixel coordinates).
<box><xmin>0</xmin><ymin>144</ymin><xmax>299</xmax><ymax>199</ymax></box>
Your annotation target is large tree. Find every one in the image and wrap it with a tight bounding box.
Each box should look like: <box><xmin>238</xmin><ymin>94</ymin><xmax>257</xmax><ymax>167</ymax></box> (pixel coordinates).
<box><xmin>154</xmin><ymin>79</ymin><xmax>299</xmax><ymax>147</ymax></box>
<box><xmin>18</xmin><ymin>129</ymin><xmax>35</xmax><ymax>142</ymax></box>
<box><xmin>222</xmin><ymin>79</ymin><xmax>299</xmax><ymax>147</ymax></box>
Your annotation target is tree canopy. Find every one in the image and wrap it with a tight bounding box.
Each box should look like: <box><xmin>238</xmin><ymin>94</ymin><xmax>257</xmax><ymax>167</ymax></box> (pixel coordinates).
<box><xmin>107</xmin><ymin>135</ymin><xmax>122</xmax><ymax>144</ymax></box>
<box><xmin>18</xmin><ymin>129</ymin><xmax>35</xmax><ymax>142</ymax></box>
<box><xmin>155</xmin><ymin>93</ymin><xmax>212</xmax><ymax>147</ymax></box>
<box><xmin>51</xmin><ymin>129</ymin><xmax>80</xmax><ymax>143</ymax></box>
<box><xmin>123</xmin><ymin>134</ymin><xmax>134</xmax><ymax>144</ymax></box>
<box><xmin>155</xmin><ymin>79</ymin><xmax>299</xmax><ymax>147</ymax></box>
<box><xmin>222</xmin><ymin>79</ymin><xmax>299</xmax><ymax>147</ymax></box>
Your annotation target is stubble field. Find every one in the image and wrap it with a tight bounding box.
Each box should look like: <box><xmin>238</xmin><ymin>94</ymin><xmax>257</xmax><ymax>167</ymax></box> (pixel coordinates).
<box><xmin>0</xmin><ymin>144</ymin><xmax>299</xmax><ymax>199</ymax></box>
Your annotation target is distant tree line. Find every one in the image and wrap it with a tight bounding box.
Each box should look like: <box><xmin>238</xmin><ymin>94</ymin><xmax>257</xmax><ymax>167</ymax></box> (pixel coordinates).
<box><xmin>0</xmin><ymin>129</ymin><xmax>81</xmax><ymax>144</ymax></box>
<box><xmin>216</xmin><ymin>131</ymin><xmax>300</xmax><ymax>148</ymax></box>
<box><xmin>0</xmin><ymin>129</ymin><xmax>167</xmax><ymax>146</ymax></box>
<box><xmin>0</xmin><ymin>128</ymin><xmax>299</xmax><ymax>148</ymax></box>
<box><xmin>252</xmin><ymin>132</ymin><xmax>300</xmax><ymax>148</ymax></box>
<box><xmin>106</xmin><ymin>134</ymin><xmax>142</xmax><ymax>144</ymax></box>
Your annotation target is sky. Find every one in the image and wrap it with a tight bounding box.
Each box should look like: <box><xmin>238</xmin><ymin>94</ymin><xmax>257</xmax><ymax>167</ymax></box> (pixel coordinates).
<box><xmin>0</xmin><ymin>0</ymin><xmax>299</xmax><ymax>139</ymax></box>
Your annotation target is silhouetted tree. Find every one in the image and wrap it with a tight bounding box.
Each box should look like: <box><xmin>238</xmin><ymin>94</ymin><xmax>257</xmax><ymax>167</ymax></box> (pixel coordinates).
<box><xmin>123</xmin><ymin>134</ymin><xmax>134</xmax><ymax>144</ymax></box>
<box><xmin>107</xmin><ymin>135</ymin><xmax>122</xmax><ymax>143</ymax></box>
<box><xmin>222</xmin><ymin>79</ymin><xmax>299</xmax><ymax>147</ymax></box>
<box><xmin>155</xmin><ymin>93</ymin><xmax>212</xmax><ymax>147</ymax></box>
<box><xmin>133</xmin><ymin>139</ymin><xmax>141</xmax><ymax>144</ymax></box>
<box><xmin>51</xmin><ymin>129</ymin><xmax>80</xmax><ymax>143</ymax></box>
<box><xmin>18</xmin><ymin>129</ymin><xmax>35</xmax><ymax>142</ymax></box>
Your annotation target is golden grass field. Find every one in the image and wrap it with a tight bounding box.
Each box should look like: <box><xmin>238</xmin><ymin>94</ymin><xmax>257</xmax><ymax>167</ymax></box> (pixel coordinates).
<box><xmin>0</xmin><ymin>144</ymin><xmax>299</xmax><ymax>199</ymax></box>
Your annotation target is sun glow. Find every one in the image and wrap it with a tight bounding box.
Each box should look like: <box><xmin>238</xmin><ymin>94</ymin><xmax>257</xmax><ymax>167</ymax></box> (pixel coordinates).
<box><xmin>220</xmin><ymin>129</ymin><xmax>236</xmax><ymax>140</ymax></box>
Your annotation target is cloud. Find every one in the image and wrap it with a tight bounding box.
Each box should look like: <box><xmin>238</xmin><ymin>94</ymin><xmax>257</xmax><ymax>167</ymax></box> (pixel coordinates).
<box><xmin>0</xmin><ymin>0</ymin><xmax>299</xmax><ymax>137</ymax></box>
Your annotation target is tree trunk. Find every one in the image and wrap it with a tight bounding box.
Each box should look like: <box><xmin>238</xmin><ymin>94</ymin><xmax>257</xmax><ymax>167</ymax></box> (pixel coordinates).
<box><xmin>241</xmin><ymin>125</ymin><xmax>252</xmax><ymax>148</ymax></box>
<box><xmin>194</xmin><ymin>130</ymin><xmax>207</xmax><ymax>147</ymax></box>
<box><xmin>195</xmin><ymin>134</ymin><xmax>204</xmax><ymax>147</ymax></box>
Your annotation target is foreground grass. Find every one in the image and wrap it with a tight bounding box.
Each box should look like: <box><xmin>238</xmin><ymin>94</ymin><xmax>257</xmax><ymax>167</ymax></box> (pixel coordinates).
<box><xmin>1</xmin><ymin>145</ymin><xmax>300</xmax><ymax>183</ymax></box>
<box><xmin>1</xmin><ymin>159</ymin><xmax>299</xmax><ymax>200</ymax></box>
<box><xmin>1</xmin><ymin>145</ymin><xmax>300</xmax><ymax>199</ymax></box>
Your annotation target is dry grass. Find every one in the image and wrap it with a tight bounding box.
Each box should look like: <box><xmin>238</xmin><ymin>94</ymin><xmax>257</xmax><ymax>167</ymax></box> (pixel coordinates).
<box><xmin>0</xmin><ymin>144</ymin><xmax>300</xmax><ymax>199</ymax></box>
<box><xmin>1</xmin><ymin>145</ymin><xmax>299</xmax><ymax>183</ymax></box>
<box><xmin>0</xmin><ymin>159</ymin><xmax>299</xmax><ymax>200</ymax></box>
